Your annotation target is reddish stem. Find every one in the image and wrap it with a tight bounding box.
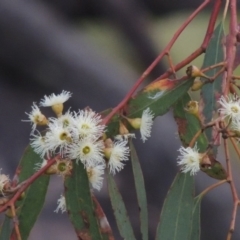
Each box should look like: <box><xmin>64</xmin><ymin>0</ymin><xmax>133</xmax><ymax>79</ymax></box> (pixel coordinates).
<box><xmin>102</xmin><ymin>0</ymin><xmax>212</xmax><ymax>125</ymax></box>
<box><xmin>157</xmin><ymin>0</ymin><xmax>222</xmax><ymax>80</ymax></box>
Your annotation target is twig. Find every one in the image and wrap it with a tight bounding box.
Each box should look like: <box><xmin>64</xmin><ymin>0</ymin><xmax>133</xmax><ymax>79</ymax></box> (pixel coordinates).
<box><xmin>102</xmin><ymin>0</ymin><xmax>212</xmax><ymax>125</ymax></box>
<box><xmin>156</xmin><ymin>0</ymin><xmax>222</xmax><ymax>81</ymax></box>
<box><xmin>201</xmin><ymin>61</ymin><xmax>226</xmax><ymax>73</ymax></box>
<box><xmin>198</xmin><ymin>180</ymin><xmax>227</xmax><ymax>198</ymax></box>
<box><xmin>10</xmin><ymin>203</ymin><xmax>22</xmax><ymax>240</ymax></box>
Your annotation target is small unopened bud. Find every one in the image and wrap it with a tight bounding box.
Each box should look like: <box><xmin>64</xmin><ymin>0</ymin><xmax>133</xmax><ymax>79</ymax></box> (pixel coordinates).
<box><xmin>126</xmin><ymin>118</ymin><xmax>141</xmax><ymax>130</ymax></box>
<box><xmin>200</xmin><ymin>154</ymin><xmax>211</xmax><ymax>166</ymax></box>
<box><xmin>104</xmin><ymin>147</ymin><xmax>113</xmax><ymax>160</ymax></box>
<box><xmin>191</xmin><ymin>78</ymin><xmax>205</xmax><ymax>91</ymax></box>
<box><xmin>119</xmin><ymin>121</ymin><xmax>129</xmax><ymax>135</ymax></box>
<box><xmin>184</xmin><ymin>101</ymin><xmax>200</xmax><ymax>118</ymax></box>
<box><xmin>186</xmin><ymin>65</ymin><xmax>203</xmax><ymax>78</ymax></box>
<box><xmin>52</xmin><ymin>103</ymin><xmax>64</xmax><ymax>117</ymax></box>
<box><xmin>186</xmin><ymin>65</ymin><xmax>210</xmax><ymax>80</ymax></box>
<box><xmin>36</xmin><ymin>114</ymin><xmax>49</xmax><ymax>126</ymax></box>
<box><xmin>104</xmin><ymin>138</ymin><xmax>113</xmax><ymax>148</ymax></box>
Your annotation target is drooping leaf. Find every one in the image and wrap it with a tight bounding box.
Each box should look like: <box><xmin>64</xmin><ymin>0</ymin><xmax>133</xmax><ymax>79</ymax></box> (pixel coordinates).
<box><xmin>201</xmin><ymin>160</ymin><xmax>227</xmax><ymax>180</ymax></box>
<box><xmin>15</xmin><ymin>146</ymin><xmax>50</xmax><ymax>240</ymax></box>
<box><xmin>127</xmin><ymin>78</ymin><xmax>194</xmax><ymax>118</ymax></box>
<box><xmin>189</xmin><ymin>196</ymin><xmax>202</xmax><ymax>240</ymax></box>
<box><xmin>64</xmin><ymin>161</ymin><xmax>103</xmax><ymax>240</ymax></box>
<box><xmin>200</xmin><ymin>23</ymin><xmax>225</xmax><ymax>156</ymax></box>
<box><xmin>107</xmin><ymin>173</ymin><xmax>136</xmax><ymax>240</ymax></box>
<box><xmin>91</xmin><ymin>195</ymin><xmax>114</xmax><ymax>240</ymax></box>
<box><xmin>0</xmin><ymin>216</ymin><xmax>11</xmax><ymax>240</ymax></box>
<box><xmin>130</xmin><ymin>140</ymin><xmax>148</xmax><ymax>240</ymax></box>
<box><xmin>174</xmin><ymin>93</ymin><xmax>208</xmax><ymax>152</ymax></box>
<box><xmin>155</xmin><ymin>173</ymin><xmax>194</xmax><ymax>240</ymax></box>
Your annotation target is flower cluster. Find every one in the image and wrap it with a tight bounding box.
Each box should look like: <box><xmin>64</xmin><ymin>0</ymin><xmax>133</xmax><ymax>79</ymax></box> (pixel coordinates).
<box><xmin>25</xmin><ymin>91</ymin><xmax>155</xmax><ymax>189</ymax></box>
<box><xmin>24</xmin><ymin>91</ymin><xmax>155</xmax><ymax>212</ymax></box>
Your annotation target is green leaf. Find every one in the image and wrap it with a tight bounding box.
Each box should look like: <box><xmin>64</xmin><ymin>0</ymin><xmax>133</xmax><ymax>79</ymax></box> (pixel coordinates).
<box><xmin>174</xmin><ymin>93</ymin><xmax>208</xmax><ymax>152</ymax></box>
<box><xmin>201</xmin><ymin>160</ymin><xmax>227</xmax><ymax>180</ymax></box>
<box><xmin>130</xmin><ymin>140</ymin><xmax>148</xmax><ymax>240</ymax></box>
<box><xmin>189</xmin><ymin>196</ymin><xmax>202</xmax><ymax>240</ymax></box>
<box><xmin>91</xmin><ymin>195</ymin><xmax>114</xmax><ymax>240</ymax></box>
<box><xmin>16</xmin><ymin>146</ymin><xmax>50</xmax><ymax>240</ymax></box>
<box><xmin>107</xmin><ymin>172</ymin><xmax>136</xmax><ymax>240</ymax></box>
<box><xmin>155</xmin><ymin>172</ymin><xmax>194</xmax><ymax>240</ymax></box>
<box><xmin>64</xmin><ymin>161</ymin><xmax>103</xmax><ymax>239</ymax></box>
<box><xmin>127</xmin><ymin>78</ymin><xmax>194</xmax><ymax>118</ymax></box>
<box><xmin>200</xmin><ymin>23</ymin><xmax>225</xmax><ymax>156</ymax></box>
<box><xmin>0</xmin><ymin>216</ymin><xmax>11</xmax><ymax>240</ymax></box>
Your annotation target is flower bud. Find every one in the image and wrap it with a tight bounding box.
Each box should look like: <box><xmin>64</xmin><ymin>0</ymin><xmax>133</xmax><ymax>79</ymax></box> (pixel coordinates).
<box><xmin>52</xmin><ymin>103</ymin><xmax>64</xmax><ymax>117</ymax></box>
<box><xmin>35</xmin><ymin>113</ymin><xmax>49</xmax><ymax>126</ymax></box>
<box><xmin>191</xmin><ymin>78</ymin><xmax>205</xmax><ymax>91</ymax></box>
<box><xmin>126</xmin><ymin>118</ymin><xmax>141</xmax><ymax>130</ymax></box>
<box><xmin>184</xmin><ymin>101</ymin><xmax>200</xmax><ymax>118</ymax></box>
<box><xmin>119</xmin><ymin>121</ymin><xmax>129</xmax><ymax>135</ymax></box>
<box><xmin>186</xmin><ymin>65</ymin><xmax>206</xmax><ymax>78</ymax></box>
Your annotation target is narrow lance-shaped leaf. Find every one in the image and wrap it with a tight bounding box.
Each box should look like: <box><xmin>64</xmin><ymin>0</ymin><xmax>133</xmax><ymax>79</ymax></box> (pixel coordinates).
<box><xmin>91</xmin><ymin>194</ymin><xmax>115</xmax><ymax>240</ymax></box>
<box><xmin>155</xmin><ymin>173</ymin><xmax>194</xmax><ymax>240</ymax></box>
<box><xmin>127</xmin><ymin>78</ymin><xmax>194</xmax><ymax>118</ymax></box>
<box><xmin>15</xmin><ymin>146</ymin><xmax>50</xmax><ymax>240</ymax></box>
<box><xmin>130</xmin><ymin>140</ymin><xmax>148</xmax><ymax>240</ymax></box>
<box><xmin>64</xmin><ymin>161</ymin><xmax>103</xmax><ymax>240</ymax></box>
<box><xmin>0</xmin><ymin>216</ymin><xmax>11</xmax><ymax>240</ymax></box>
<box><xmin>107</xmin><ymin>172</ymin><xmax>136</xmax><ymax>240</ymax></box>
<box><xmin>199</xmin><ymin>23</ymin><xmax>225</xmax><ymax>156</ymax></box>
<box><xmin>189</xmin><ymin>196</ymin><xmax>202</xmax><ymax>240</ymax></box>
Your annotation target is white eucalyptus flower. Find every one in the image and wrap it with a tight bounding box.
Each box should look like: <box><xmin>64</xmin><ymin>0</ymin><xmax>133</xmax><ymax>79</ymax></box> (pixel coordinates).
<box><xmin>23</xmin><ymin>103</ymin><xmax>48</xmax><ymax>132</ymax></box>
<box><xmin>67</xmin><ymin>137</ymin><xmax>104</xmax><ymax>166</ymax></box>
<box><xmin>73</xmin><ymin>109</ymin><xmax>105</xmax><ymax>138</ymax></box>
<box><xmin>87</xmin><ymin>163</ymin><xmax>105</xmax><ymax>191</ymax></box>
<box><xmin>106</xmin><ymin>140</ymin><xmax>130</xmax><ymax>175</ymax></box>
<box><xmin>30</xmin><ymin>132</ymin><xmax>51</xmax><ymax>158</ymax></box>
<box><xmin>218</xmin><ymin>95</ymin><xmax>240</xmax><ymax>121</ymax></box>
<box><xmin>127</xmin><ymin>108</ymin><xmax>154</xmax><ymax>143</ymax></box>
<box><xmin>177</xmin><ymin>145</ymin><xmax>201</xmax><ymax>175</ymax></box>
<box><xmin>45</xmin><ymin>121</ymin><xmax>73</xmax><ymax>156</ymax></box>
<box><xmin>39</xmin><ymin>91</ymin><xmax>72</xmax><ymax>107</ymax></box>
<box><xmin>140</xmin><ymin>108</ymin><xmax>154</xmax><ymax>142</ymax></box>
<box><xmin>0</xmin><ymin>170</ymin><xmax>10</xmax><ymax>195</ymax></box>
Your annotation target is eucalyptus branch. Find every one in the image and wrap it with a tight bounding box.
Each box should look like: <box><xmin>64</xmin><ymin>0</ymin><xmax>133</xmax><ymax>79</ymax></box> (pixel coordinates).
<box><xmin>103</xmin><ymin>0</ymin><xmax>213</xmax><ymax>125</ymax></box>
<box><xmin>10</xmin><ymin>203</ymin><xmax>22</xmax><ymax>240</ymax></box>
<box><xmin>0</xmin><ymin>157</ymin><xmax>57</xmax><ymax>213</ymax></box>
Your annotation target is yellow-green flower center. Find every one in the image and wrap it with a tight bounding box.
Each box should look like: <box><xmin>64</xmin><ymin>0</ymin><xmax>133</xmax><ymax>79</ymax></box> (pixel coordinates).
<box><xmin>60</xmin><ymin>132</ymin><xmax>71</xmax><ymax>142</ymax></box>
<box><xmin>58</xmin><ymin>162</ymin><xmax>67</xmax><ymax>172</ymax></box>
<box><xmin>81</xmin><ymin>124</ymin><xmax>90</xmax><ymax>130</ymax></box>
<box><xmin>83</xmin><ymin>146</ymin><xmax>91</xmax><ymax>154</ymax></box>
<box><xmin>231</xmin><ymin>106</ymin><xmax>239</xmax><ymax>113</ymax></box>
